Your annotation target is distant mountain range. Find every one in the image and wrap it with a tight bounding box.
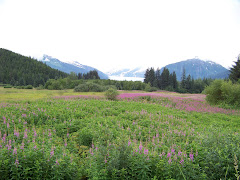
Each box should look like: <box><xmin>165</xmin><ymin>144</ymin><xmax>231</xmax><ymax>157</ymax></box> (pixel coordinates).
<box><xmin>39</xmin><ymin>55</ymin><xmax>108</xmax><ymax>79</ymax></box>
<box><xmin>107</xmin><ymin>59</ymin><xmax>229</xmax><ymax>81</ymax></box>
<box><xmin>160</xmin><ymin>59</ymin><xmax>229</xmax><ymax>80</ymax></box>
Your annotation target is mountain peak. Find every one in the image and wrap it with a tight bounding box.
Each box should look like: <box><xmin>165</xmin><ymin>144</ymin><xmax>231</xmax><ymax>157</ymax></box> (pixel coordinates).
<box><xmin>38</xmin><ymin>55</ymin><xmax>108</xmax><ymax>79</ymax></box>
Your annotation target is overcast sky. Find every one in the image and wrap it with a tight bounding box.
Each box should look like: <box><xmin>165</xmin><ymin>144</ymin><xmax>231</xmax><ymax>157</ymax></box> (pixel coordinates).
<box><xmin>0</xmin><ymin>0</ymin><xmax>240</xmax><ymax>72</ymax></box>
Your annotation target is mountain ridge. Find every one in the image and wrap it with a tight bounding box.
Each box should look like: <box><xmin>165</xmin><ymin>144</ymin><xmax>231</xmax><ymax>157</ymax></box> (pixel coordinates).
<box><xmin>106</xmin><ymin>59</ymin><xmax>229</xmax><ymax>80</ymax></box>
<box><xmin>39</xmin><ymin>55</ymin><xmax>108</xmax><ymax>79</ymax></box>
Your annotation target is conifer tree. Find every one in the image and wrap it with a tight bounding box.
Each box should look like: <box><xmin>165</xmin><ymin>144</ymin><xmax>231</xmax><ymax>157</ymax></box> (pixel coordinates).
<box><xmin>181</xmin><ymin>68</ymin><xmax>186</xmax><ymax>89</ymax></box>
<box><xmin>229</xmin><ymin>54</ymin><xmax>240</xmax><ymax>82</ymax></box>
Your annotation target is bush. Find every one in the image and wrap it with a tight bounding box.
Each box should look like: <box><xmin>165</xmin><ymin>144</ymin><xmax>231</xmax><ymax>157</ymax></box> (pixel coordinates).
<box><xmin>105</xmin><ymin>88</ymin><xmax>119</xmax><ymax>100</ymax></box>
<box><xmin>205</xmin><ymin>79</ymin><xmax>240</xmax><ymax>107</ymax></box>
<box><xmin>144</xmin><ymin>83</ymin><xmax>158</xmax><ymax>92</ymax></box>
<box><xmin>36</xmin><ymin>84</ymin><xmax>44</xmax><ymax>90</ymax></box>
<box><xmin>4</xmin><ymin>85</ymin><xmax>12</xmax><ymax>88</ymax></box>
<box><xmin>24</xmin><ymin>85</ymin><xmax>33</xmax><ymax>89</ymax></box>
<box><xmin>74</xmin><ymin>82</ymin><xmax>105</xmax><ymax>92</ymax></box>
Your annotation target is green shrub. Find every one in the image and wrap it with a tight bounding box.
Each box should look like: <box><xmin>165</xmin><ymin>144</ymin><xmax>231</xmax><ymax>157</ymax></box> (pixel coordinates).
<box><xmin>4</xmin><ymin>85</ymin><xmax>12</xmax><ymax>88</ymax></box>
<box><xmin>24</xmin><ymin>85</ymin><xmax>33</xmax><ymax>89</ymax></box>
<box><xmin>36</xmin><ymin>84</ymin><xmax>44</xmax><ymax>90</ymax></box>
<box><xmin>105</xmin><ymin>88</ymin><xmax>119</xmax><ymax>100</ymax></box>
<box><xmin>74</xmin><ymin>84</ymin><xmax>88</xmax><ymax>92</ymax></box>
<box><xmin>144</xmin><ymin>83</ymin><xmax>158</xmax><ymax>92</ymax></box>
<box><xmin>205</xmin><ymin>79</ymin><xmax>240</xmax><ymax>107</ymax></box>
<box><xmin>74</xmin><ymin>82</ymin><xmax>104</xmax><ymax>92</ymax></box>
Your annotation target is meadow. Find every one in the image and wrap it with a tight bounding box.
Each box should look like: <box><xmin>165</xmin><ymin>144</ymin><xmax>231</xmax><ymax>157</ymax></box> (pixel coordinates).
<box><xmin>0</xmin><ymin>87</ymin><xmax>240</xmax><ymax>179</ymax></box>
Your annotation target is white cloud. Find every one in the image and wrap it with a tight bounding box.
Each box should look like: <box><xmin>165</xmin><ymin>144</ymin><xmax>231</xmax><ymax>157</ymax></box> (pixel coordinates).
<box><xmin>0</xmin><ymin>0</ymin><xmax>239</xmax><ymax>71</ymax></box>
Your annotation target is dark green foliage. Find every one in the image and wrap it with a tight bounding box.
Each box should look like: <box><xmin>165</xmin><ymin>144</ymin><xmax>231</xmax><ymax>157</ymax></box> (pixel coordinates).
<box><xmin>77</xmin><ymin>70</ymin><xmax>100</xmax><ymax>80</ymax></box>
<box><xmin>205</xmin><ymin>79</ymin><xmax>240</xmax><ymax>107</ymax></box>
<box><xmin>24</xmin><ymin>85</ymin><xmax>33</xmax><ymax>89</ymax></box>
<box><xmin>144</xmin><ymin>67</ymin><xmax>155</xmax><ymax>86</ymax></box>
<box><xmin>0</xmin><ymin>48</ymin><xmax>68</xmax><ymax>86</ymax></box>
<box><xmin>74</xmin><ymin>82</ymin><xmax>105</xmax><ymax>92</ymax></box>
<box><xmin>229</xmin><ymin>54</ymin><xmax>240</xmax><ymax>82</ymax></box>
<box><xmin>44</xmin><ymin>78</ymin><xmax>146</xmax><ymax>91</ymax></box>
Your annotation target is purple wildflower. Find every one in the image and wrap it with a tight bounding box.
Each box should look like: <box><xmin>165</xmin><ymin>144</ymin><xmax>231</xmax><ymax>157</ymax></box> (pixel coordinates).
<box><xmin>15</xmin><ymin>158</ymin><xmax>19</xmax><ymax>166</ymax></box>
<box><xmin>189</xmin><ymin>153</ymin><xmax>194</xmax><ymax>161</ymax></box>
<box><xmin>13</xmin><ymin>147</ymin><xmax>17</xmax><ymax>155</ymax></box>
<box><xmin>144</xmin><ymin>148</ymin><xmax>149</xmax><ymax>155</ymax></box>
<box><xmin>167</xmin><ymin>152</ymin><xmax>171</xmax><ymax>158</ymax></box>
<box><xmin>128</xmin><ymin>140</ymin><xmax>131</xmax><ymax>146</ymax></box>
<box><xmin>139</xmin><ymin>141</ymin><xmax>143</xmax><ymax>151</ymax></box>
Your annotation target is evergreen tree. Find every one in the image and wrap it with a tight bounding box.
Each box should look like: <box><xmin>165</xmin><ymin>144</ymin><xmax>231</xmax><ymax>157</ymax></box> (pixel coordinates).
<box><xmin>229</xmin><ymin>54</ymin><xmax>240</xmax><ymax>82</ymax></box>
<box><xmin>172</xmin><ymin>71</ymin><xmax>178</xmax><ymax>90</ymax></box>
<box><xmin>185</xmin><ymin>74</ymin><xmax>192</xmax><ymax>92</ymax></box>
<box><xmin>161</xmin><ymin>67</ymin><xmax>170</xmax><ymax>89</ymax></box>
<box><xmin>144</xmin><ymin>67</ymin><xmax>155</xmax><ymax>86</ymax></box>
<box><xmin>181</xmin><ymin>68</ymin><xmax>186</xmax><ymax>89</ymax></box>
<box><xmin>155</xmin><ymin>68</ymin><xmax>161</xmax><ymax>88</ymax></box>
<box><xmin>149</xmin><ymin>67</ymin><xmax>155</xmax><ymax>86</ymax></box>
<box><xmin>144</xmin><ymin>68</ymin><xmax>150</xmax><ymax>84</ymax></box>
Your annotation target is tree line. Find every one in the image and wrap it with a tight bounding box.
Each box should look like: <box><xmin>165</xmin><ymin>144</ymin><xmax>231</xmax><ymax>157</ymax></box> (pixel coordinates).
<box><xmin>144</xmin><ymin>67</ymin><xmax>213</xmax><ymax>93</ymax></box>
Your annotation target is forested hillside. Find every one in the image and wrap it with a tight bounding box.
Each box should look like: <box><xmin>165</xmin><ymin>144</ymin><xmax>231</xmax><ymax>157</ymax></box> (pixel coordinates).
<box><xmin>0</xmin><ymin>48</ymin><xmax>68</xmax><ymax>86</ymax></box>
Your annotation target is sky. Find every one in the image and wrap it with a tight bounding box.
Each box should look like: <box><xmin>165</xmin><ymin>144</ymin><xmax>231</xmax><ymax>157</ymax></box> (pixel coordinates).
<box><xmin>0</xmin><ymin>0</ymin><xmax>240</xmax><ymax>72</ymax></box>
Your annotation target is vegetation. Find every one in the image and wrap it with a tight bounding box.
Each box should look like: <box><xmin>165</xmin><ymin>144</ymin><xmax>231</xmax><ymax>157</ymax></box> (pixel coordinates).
<box><xmin>144</xmin><ymin>67</ymin><xmax>213</xmax><ymax>93</ymax></box>
<box><xmin>229</xmin><ymin>54</ymin><xmax>240</xmax><ymax>82</ymax></box>
<box><xmin>104</xmin><ymin>88</ymin><xmax>119</xmax><ymax>100</ymax></box>
<box><xmin>0</xmin><ymin>48</ymin><xmax>68</xmax><ymax>87</ymax></box>
<box><xmin>205</xmin><ymin>79</ymin><xmax>240</xmax><ymax>108</ymax></box>
<box><xmin>0</xmin><ymin>89</ymin><xmax>239</xmax><ymax>179</ymax></box>
<box><xmin>44</xmin><ymin>78</ymin><xmax>147</xmax><ymax>91</ymax></box>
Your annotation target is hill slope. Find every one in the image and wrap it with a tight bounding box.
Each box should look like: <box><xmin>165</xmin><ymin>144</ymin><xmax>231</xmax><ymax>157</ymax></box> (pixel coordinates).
<box><xmin>0</xmin><ymin>48</ymin><xmax>68</xmax><ymax>86</ymax></box>
<box><xmin>39</xmin><ymin>55</ymin><xmax>108</xmax><ymax>79</ymax></box>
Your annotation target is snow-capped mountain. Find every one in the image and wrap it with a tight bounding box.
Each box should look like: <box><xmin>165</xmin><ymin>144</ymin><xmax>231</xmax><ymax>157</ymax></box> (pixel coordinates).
<box><xmin>160</xmin><ymin>58</ymin><xmax>229</xmax><ymax>80</ymax></box>
<box><xmin>106</xmin><ymin>59</ymin><xmax>229</xmax><ymax>81</ymax></box>
<box><xmin>39</xmin><ymin>55</ymin><xmax>108</xmax><ymax>79</ymax></box>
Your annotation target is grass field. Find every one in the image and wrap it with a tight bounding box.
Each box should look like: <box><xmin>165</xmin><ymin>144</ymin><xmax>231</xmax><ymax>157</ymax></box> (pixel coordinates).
<box><xmin>0</xmin><ymin>87</ymin><xmax>240</xmax><ymax>179</ymax></box>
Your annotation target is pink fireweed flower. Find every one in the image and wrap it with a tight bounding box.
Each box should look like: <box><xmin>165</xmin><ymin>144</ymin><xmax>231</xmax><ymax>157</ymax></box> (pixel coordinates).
<box><xmin>23</xmin><ymin>131</ymin><xmax>28</xmax><ymax>139</ymax></box>
<box><xmin>34</xmin><ymin>130</ymin><xmax>37</xmax><ymax>137</ymax></box>
<box><xmin>89</xmin><ymin>148</ymin><xmax>94</xmax><ymax>155</ymax></box>
<box><xmin>15</xmin><ymin>158</ymin><xmax>19</xmax><ymax>166</ymax></box>
<box><xmin>139</xmin><ymin>141</ymin><xmax>143</xmax><ymax>151</ymax></box>
<box><xmin>104</xmin><ymin>156</ymin><xmax>107</xmax><ymax>163</ymax></box>
<box><xmin>167</xmin><ymin>152</ymin><xmax>171</xmax><ymax>158</ymax></box>
<box><xmin>178</xmin><ymin>151</ymin><xmax>182</xmax><ymax>156</ymax></box>
<box><xmin>20</xmin><ymin>142</ymin><xmax>24</xmax><ymax>150</ymax></box>
<box><xmin>50</xmin><ymin>148</ymin><xmax>54</xmax><ymax>157</ymax></box>
<box><xmin>128</xmin><ymin>140</ymin><xmax>131</xmax><ymax>146</ymax></box>
<box><xmin>55</xmin><ymin>159</ymin><xmax>59</xmax><ymax>165</ymax></box>
<box><xmin>13</xmin><ymin>147</ymin><xmax>17</xmax><ymax>155</ymax></box>
<box><xmin>22</xmin><ymin>114</ymin><xmax>27</xmax><ymax>118</ymax></box>
<box><xmin>144</xmin><ymin>148</ymin><xmax>149</xmax><ymax>155</ymax></box>
<box><xmin>171</xmin><ymin>148</ymin><xmax>175</xmax><ymax>154</ymax></box>
<box><xmin>14</xmin><ymin>129</ymin><xmax>19</xmax><ymax>138</ymax></box>
<box><xmin>64</xmin><ymin>139</ymin><xmax>67</xmax><ymax>147</ymax></box>
<box><xmin>168</xmin><ymin>158</ymin><xmax>172</xmax><ymax>164</ymax></box>
<box><xmin>7</xmin><ymin>122</ymin><xmax>10</xmax><ymax>128</ymax></box>
<box><xmin>179</xmin><ymin>158</ymin><xmax>184</xmax><ymax>165</ymax></box>
<box><xmin>189</xmin><ymin>153</ymin><xmax>194</xmax><ymax>161</ymax></box>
